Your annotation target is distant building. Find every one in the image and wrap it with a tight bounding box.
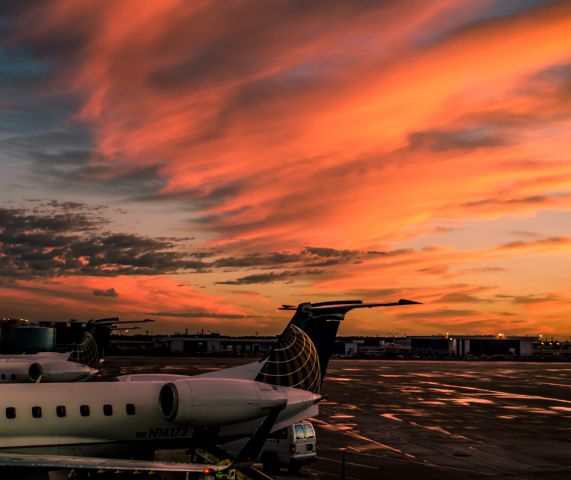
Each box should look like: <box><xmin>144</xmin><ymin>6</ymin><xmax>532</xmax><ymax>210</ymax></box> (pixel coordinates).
<box><xmin>0</xmin><ymin>318</ymin><xmax>86</xmax><ymax>353</ymax></box>
<box><xmin>164</xmin><ymin>335</ymin><xmax>277</xmax><ymax>356</ymax></box>
<box><xmin>409</xmin><ymin>335</ymin><xmax>536</xmax><ymax>358</ymax></box>
<box><xmin>109</xmin><ymin>335</ymin><xmax>157</xmax><ymax>354</ymax></box>
<box><xmin>409</xmin><ymin>336</ymin><xmax>453</xmax><ymax>357</ymax></box>
<box><xmin>0</xmin><ymin>318</ymin><xmax>553</xmax><ymax>359</ymax></box>
<box><xmin>13</xmin><ymin>325</ymin><xmax>56</xmax><ymax>353</ymax></box>
<box><xmin>341</xmin><ymin>337</ymin><xmax>410</xmax><ymax>357</ymax></box>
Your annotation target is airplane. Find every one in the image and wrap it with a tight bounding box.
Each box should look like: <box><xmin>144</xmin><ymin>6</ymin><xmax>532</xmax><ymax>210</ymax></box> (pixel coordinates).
<box><xmin>0</xmin><ymin>318</ymin><xmax>153</xmax><ymax>383</ymax></box>
<box><xmin>0</xmin><ymin>298</ymin><xmax>419</xmax><ymax>478</ymax></box>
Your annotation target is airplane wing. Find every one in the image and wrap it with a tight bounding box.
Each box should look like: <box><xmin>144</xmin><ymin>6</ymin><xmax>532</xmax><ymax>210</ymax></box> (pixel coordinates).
<box><xmin>0</xmin><ymin>452</ymin><xmax>230</xmax><ymax>473</ymax></box>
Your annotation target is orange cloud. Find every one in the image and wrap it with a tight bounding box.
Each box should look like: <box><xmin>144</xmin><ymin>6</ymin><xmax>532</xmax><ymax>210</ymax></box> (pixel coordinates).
<box><xmin>4</xmin><ymin>1</ymin><xmax>571</xmax><ymax>335</ymax></box>
<box><xmin>16</xmin><ymin>1</ymin><xmax>571</xmax><ymax>244</ymax></box>
<box><xmin>0</xmin><ymin>276</ymin><xmax>252</xmax><ymax>333</ymax></box>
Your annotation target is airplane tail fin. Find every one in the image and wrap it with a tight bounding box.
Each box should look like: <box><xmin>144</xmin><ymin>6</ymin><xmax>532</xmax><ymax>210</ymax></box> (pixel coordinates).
<box><xmin>254</xmin><ymin>299</ymin><xmax>420</xmax><ymax>393</ymax></box>
<box><xmin>68</xmin><ymin>318</ymin><xmax>154</xmax><ymax>368</ymax></box>
<box><xmin>67</xmin><ymin>331</ymin><xmax>100</xmax><ymax>369</ymax></box>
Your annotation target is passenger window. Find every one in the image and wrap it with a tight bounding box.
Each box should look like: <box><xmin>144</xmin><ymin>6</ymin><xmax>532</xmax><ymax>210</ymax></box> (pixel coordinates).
<box><xmin>103</xmin><ymin>404</ymin><xmax>113</xmax><ymax>416</ymax></box>
<box><xmin>1</xmin><ymin>374</ymin><xmax>5</xmax><ymax>380</ymax></box>
<box><xmin>32</xmin><ymin>406</ymin><xmax>42</xmax><ymax>418</ymax></box>
<box><xmin>80</xmin><ymin>405</ymin><xmax>90</xmax><ymax>417</ymax></box>
<box><xmin>10</xmin><ymin>374</ymin><xmax>16</xmax><ymax>380</ymax></box>
<box><xmin>56</xmin><ymin>406</ymin><xmax>66</xmax><ymax>418</ymax></box>
<box><xmin>295</xmin><ymin>424</ymin><xmax>305</xmax><ymax>440</ymax></box>
<box><xmin>304</xmin><ymin>423</ymin><xmax>315</xmax><ymax>438</ymax></box>
<box><xmin>126</xmin><ymin>404</ymin><xmax>136</xmax><ymax>415</ymax></box>
<box><xmin>5</xmin><ymin>407</ymin><xmax>16</xmax><ymax>419</ymax></box>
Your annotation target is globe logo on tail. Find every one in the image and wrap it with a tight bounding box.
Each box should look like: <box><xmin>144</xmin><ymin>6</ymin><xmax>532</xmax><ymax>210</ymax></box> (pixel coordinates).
<box><xmin>255</xmin><ymin>324</ymin><xmax>321</xmax><ymax>393</ymax></box>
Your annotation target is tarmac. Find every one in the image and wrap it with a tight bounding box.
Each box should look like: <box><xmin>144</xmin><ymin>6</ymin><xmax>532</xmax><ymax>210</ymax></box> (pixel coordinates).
<box><xmin>56</xmin><ymin>357</ymin><xmax>571</xmax><ymax>480</ymax></box>
<box><xmin>292</xmin><ymin>360</ymin><xmax>571</xmax><ymax>480</ymax></box>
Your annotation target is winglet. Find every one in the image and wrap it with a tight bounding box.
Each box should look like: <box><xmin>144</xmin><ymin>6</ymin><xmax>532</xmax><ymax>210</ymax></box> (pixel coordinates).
<box><xmin>398</xmin><ymin>298</ymin><xmax>422</xmax><ymax>305</ymax></box>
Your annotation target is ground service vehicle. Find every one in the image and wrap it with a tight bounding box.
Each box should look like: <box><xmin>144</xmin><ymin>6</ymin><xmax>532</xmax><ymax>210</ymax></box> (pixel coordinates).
<box><xmin>261</xmin><ymin>421</ymin><xmax>317</xmax><ymax>474</ymax></box>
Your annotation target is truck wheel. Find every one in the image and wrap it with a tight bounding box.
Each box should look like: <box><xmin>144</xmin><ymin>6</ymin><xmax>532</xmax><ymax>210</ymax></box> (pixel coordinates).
<box><xmin>262</xmin><ymin>453</ymin><xmax>280</xmax><ymax>474</ymax></box>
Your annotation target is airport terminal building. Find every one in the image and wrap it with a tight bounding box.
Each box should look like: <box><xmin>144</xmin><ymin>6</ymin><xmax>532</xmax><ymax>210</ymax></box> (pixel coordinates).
<box><xmin>161</xmin><ymin>334</ymin><xmax>538</xmax><ymax>359</ymax></box>
<box><xmin>165</xmin><ymin>335</ymin><xmax>277</xmax><ymax>356</ymax></box>
<box><xmin>2</xmin><ymin>319</ymin><xmax>564</xmax><ymax>359</ymax></box>
<box><xmin>409</xmin><ymin>335</ymin><xmax>536</xmax><ymax>358</ymax></box>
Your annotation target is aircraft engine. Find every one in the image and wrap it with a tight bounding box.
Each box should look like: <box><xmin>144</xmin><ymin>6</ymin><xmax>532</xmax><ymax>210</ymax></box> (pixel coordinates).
<box><xmin>28</xmin><ymin>362</ymin><xmax>43</xmax><ymax>382</ymax></box>
<box><xmin>0</xmin><ymin>361</ymin><xmax>44</xmax><ymax>382</ymax></box>
<box><xmin>159</xmin><ymin>378</ymin><xmax>287</xmax><ymax>426</ymax></box>
<box><xmin>0</xmin><ymin>358</ymin><xmax>98</xmax><ymax>383</ymax></box>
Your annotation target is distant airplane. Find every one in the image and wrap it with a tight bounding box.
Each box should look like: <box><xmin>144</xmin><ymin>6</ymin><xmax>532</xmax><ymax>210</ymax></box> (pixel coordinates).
<box><xmin>0</xmin><ymin>298</ymin><xmax>419</xmax><ymax>478</ymax></box>
<box><xmin>0</xmin><ymin>318</ymin><xmax>153</xmax><ymax>383</ymax></box>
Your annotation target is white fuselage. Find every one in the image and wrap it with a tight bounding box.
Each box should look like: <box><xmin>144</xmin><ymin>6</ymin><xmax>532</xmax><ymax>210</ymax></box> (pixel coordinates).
<box><xmin>0</xmin><ymin>353</ymin><xmax>97</xmax><ymax>383</ymax></box>
<box><xmin>0</xmin><ymin>378</ymin><xmax>319</xmax><ymax>458</ymax></box>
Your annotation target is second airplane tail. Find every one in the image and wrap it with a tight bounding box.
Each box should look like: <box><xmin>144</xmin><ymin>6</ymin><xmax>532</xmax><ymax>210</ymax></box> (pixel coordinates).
<box><xmin>67</xmin><ymin>331</ymin><xmax>100</xmax><ymax>369</ymax></box>
<box><xmin>67</xmin><ymin>318</ymin><xmax>155</xmax><ymax>369</ymax></box>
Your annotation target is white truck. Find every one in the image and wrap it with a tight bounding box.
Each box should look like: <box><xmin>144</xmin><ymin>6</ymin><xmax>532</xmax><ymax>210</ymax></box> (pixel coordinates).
<box><xmin>259</xmin><ymin>421</ymin><xmax>317</xmax><ymax>474</ymax></box>
<box><xmin>221</xmin><ymin>421</ymin><xmax>317</xmax><ymax>475</ymax></box>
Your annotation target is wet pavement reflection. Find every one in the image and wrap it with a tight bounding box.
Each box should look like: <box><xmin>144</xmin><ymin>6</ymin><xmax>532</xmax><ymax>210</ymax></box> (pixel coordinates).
<box><xmin>307</xmin><ymin>360</ymin><xmax>571</xmax><ymax>480</ymax></box>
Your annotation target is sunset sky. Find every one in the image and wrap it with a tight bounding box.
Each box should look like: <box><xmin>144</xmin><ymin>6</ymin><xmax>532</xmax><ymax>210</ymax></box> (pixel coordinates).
<box><xmin>1</xmin><ymin>0</ymin><xmax>570</xmax><ymax>336</ymax></box>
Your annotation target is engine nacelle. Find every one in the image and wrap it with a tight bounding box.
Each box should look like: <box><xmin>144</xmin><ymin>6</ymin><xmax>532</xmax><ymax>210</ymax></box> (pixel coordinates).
<box><xmin>28</xmin><ymin>362</ymin><xmax>43</xmax><ymax>382</ymax></box>
<box><xmin>0</xmin><ymin>355</ymin><xmax>97</xmax><ymax>383</ymax></box>
<box><xmin>159</xmin><ymin>378</ymin><xmax>287</xmax><ymax>426</ymax></box>
<box><xmin>0</xmin><ymin>361</ymin><xmax>43</xmax><ymax>382</ymax></box>
<box><xmin>35</xmin><ymin>360</ymin><xmax>97</xmax><ymax>382</ymax></box>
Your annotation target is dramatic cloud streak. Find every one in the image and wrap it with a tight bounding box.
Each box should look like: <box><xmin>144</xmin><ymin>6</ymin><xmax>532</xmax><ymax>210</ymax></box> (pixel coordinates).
<box><xmin>1</xmin><ymin>1</ymin><xmax>570</xmax><ymax>334</ymax></box>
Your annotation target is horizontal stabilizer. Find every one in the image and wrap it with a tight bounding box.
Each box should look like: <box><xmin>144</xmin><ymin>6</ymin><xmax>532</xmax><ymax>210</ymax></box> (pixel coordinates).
<box><xmin>280</xmin><ymin>298</ymin><xmax>420</xmax><ymax>312</ymax></box>
<box><xmin>279</xmin><ymin>305</ymin><xmax>297</xmax><ymax>310</ymax></box>
<box><xmin>311</xmin><ymin>300</ymin><xmax>363</xmax><ymax>307</ymax></box>
<box><xmin>307</xmin><ymin>298</ymin><xmax>421</xmax><ymax>315</ymax></box>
